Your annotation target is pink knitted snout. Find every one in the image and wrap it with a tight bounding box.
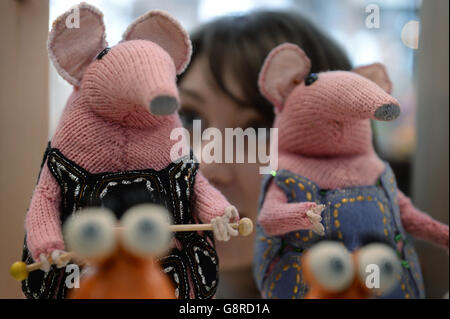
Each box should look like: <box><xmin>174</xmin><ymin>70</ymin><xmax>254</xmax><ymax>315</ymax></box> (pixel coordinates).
<box><xmin>275</xmin><ymin>71</ymin><xmax>401</xmax><ymax>157</ymax></box>
<box><xmin>287</xmin><ymin>71</ymin><xmax>400</xmax><ymax>122</ymax></box>
<box><xmin>81</xmin><ymin>40</ymin><xmax>179</xmax><ymax>126</ymax></box>
<box><xmin>257</xmin><ymin>43</ymin><xmax>449</xmax><ymax>255</ymax></box>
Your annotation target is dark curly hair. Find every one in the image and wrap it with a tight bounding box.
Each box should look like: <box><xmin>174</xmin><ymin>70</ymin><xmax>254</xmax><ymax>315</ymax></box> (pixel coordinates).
<box><xmin>179</xmin><ymin>10</ymin><xmax>352</xmax><ymax>125</ymax></box>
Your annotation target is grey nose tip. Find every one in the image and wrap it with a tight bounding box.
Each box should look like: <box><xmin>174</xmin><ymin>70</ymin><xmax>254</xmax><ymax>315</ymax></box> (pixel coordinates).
<box><xmin>149</xmin><ymin>95</ymin><xmax>179</xmax><ymax>116</ymax></box>
<box><xmin>374</xmin><ymin>104</ymin><xmax>400</xmax><ymax>121</ymax></box>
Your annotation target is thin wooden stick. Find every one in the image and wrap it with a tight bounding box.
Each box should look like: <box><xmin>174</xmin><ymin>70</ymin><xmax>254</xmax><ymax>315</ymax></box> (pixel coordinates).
<box><xmin>11</xmin><ymin>218</ymin><xmax>253</xmax><ymax>281</ymax></box>
<box><xmin>168</xmin><ymin>217</ymin><xmax>253</xmax><ymax>236</ymax></box>
<box><xmin>26</xmin><ymin>251</ymin><xmax>78</xmax><ymax>272</ymax></box>
<box><xmin>10</xmin><ymin>251</ymin><xmax>79</xmax><ymax>281</ymax></box>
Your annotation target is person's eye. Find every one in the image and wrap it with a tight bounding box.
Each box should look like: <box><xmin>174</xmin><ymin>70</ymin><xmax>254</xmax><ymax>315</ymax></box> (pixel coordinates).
<box><xmin>245</xmin><ymin>121</ymin><xmax>272</xmax><ymax>138</ymax></box>
<box><xmin>179</xmin><ymin>108</ymin><xmax>204</xmax><ymax>130</ymax></box>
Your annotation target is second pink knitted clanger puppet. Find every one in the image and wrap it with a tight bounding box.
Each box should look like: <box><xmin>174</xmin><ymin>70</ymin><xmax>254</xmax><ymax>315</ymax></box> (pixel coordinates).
<box><xmin>22</xmin><ymin>2</ymin><xmax>239</xmax><ymax>299</ymax></box>
<box><xmin>253</xmin><ymin>43</ymin><xmax>449</xmax><ymax>299</ymax></box>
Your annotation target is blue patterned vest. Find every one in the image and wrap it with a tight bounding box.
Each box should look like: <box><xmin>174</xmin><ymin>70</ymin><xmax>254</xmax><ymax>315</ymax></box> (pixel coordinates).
<box><xmin>253</xmin><ymin>163</ymin><xmax>425</xmax><ymax>299</ymax></box>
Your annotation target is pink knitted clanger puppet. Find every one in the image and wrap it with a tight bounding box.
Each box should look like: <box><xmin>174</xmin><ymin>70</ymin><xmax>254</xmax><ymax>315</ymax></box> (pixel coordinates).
<box><xmin>253</xmin><ymin>43</ymin><xmax>449</xmax><ymax>299</ymax></box>
<box><xmin>22</xmin><ymin>3</ymin><xmax>238</xmax><ymax>299</ymax></box>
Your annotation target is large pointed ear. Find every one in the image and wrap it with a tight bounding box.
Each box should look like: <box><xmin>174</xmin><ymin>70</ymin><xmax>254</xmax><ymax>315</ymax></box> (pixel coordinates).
<box><xmin>122</xmin><ymin>10</ymin><xmax>191</xmax><ymax>75</ymax></box>
<box><xmin>352</xmin><ymin>63</ymin><xmax>393</xmax><ymax>94</ymax></box>
<box><xmin>258</xmin><ymin>43</ymin><xmax>311</xmax><ymax>112</ymax></box>
<box><xmin>48</xmin><ymin>2</ymin><xmax>107</xmax><ymax>87</ymax></box>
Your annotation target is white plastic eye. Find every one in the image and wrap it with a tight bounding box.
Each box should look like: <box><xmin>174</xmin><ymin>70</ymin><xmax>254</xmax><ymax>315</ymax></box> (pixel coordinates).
<box><xmin>306</xmin><ymin>241</ymin><xmax>355</xmax><ymax>292</ymax></box>
<box><xmin>358</xmin><ymin>243</ymin><xmax>401</xmax><ymax>294</ymax></box>
<box><xmin>121</xmin><ymin>204</ymin><xmax>172</xmax><ymax>257</ymax></box>
<box><xmin>64</xmin><ymin>208</ymin><xmax>117</xmax><ymax>259</ymax></box>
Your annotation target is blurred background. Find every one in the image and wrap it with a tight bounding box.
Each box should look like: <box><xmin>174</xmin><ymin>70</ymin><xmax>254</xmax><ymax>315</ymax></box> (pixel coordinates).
<box><xmin>1</xmin><ymin>0</ymin><xmax>448</xmax><ymax>298</ymax></box>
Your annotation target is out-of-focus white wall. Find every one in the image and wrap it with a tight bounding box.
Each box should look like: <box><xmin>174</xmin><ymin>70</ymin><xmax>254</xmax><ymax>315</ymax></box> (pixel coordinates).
<box><xmin>48</xmin><ymin>0</ymin><xmax>295</xmax><ymax>135</ymax></box>
<box><xmin>49</xmin><ymin>0</ymin><xmax>422</xmax><ymax>161</ymax></box>
<box><xmin>46</xmin><ymin>0</ymin><xmax>448</xmax><ymax>298</ymax></box>
<box><xmin>0</xmin><ymin>0</ymin><xmax>49</xmax><ymax>299</ymax></box>
<box><xmin>412</xmin><ymin>0</ymin><xmax>449</xmax><ymax>299</ymax></box>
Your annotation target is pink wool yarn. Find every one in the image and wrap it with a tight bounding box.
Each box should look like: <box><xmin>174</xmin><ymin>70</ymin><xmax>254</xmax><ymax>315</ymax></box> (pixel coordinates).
<box><xmin>25</xmin><ymin>3</ymin><xmax>231</xmax><ymax>262</ymax></box>
<box><xmin>257</xmin><ymin>43</ymin><xmax>448</xmax><ymax>251</ymax></box>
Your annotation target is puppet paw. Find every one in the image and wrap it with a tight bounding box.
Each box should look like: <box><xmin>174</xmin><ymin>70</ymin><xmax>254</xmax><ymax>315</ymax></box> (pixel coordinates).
<box><xmin>51</xmin><ymin>250</ymin><xmax>69</xmax><ymax>268</ymax></box>
<box><xmin>39</xmin><ymin>253</ymin><xmax>51</xmax><ymax>272</ymax></box>
<box><xmin>306</xmin><ymin>204</ymin><xmax>325</xmax><ymax>236</ymax></box>
<box><xmin>211</xmin><ymin>206</ymin><xmax>239</xmax><ymax>241</ymax></box>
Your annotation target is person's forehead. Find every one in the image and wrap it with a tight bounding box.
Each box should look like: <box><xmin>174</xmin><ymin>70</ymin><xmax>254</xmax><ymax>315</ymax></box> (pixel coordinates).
<box><xmin>179</xmin><ymin>55</ymin><xmax>214</xmax><ymax>90</ymax></box>
<box><xmin>181</xmin><ymin>55</ymin><xmax>247</xmax><ymax>100</ymax></box>
<box><xmin>179</xmin><ymin>57</ymin><xmax>264</xmax><ymax>128</ymax></box>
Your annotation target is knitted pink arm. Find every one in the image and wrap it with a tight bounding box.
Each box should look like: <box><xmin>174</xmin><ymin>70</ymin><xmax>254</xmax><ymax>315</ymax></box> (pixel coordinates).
<box><xmin>193</xmin><ymin>172</ymin><xmax>234</xmax><ymax>224</ymax></box>
<box><xmin>25</xmin><ymin>163</ymin><xmax>64</xmax><ymax>261</ymax></box>
<box><xmin>398</xmin><ymin>190</ymin><xmax>449</xmax><ymax>250</ymax></box>
<box><xmin>258</xmin><ymin>181</ymin><xmax>316</xmax><ymax>236</ymax></box>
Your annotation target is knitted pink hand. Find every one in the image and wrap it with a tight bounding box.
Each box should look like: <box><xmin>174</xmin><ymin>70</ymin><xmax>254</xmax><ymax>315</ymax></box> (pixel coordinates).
<box><xmin>258</xmin><ymin>182</ymin><xmax>325</xmax><ymax>236</ymax></box>
<box><xmin>193</xmin><ymin>172</ymin><xmax>237</xmax><ymax>223</ymax></box>
<box><xmin>211</xmin><ymin>206</ymin><xmax>240</xmax><ymax>241</ymax></box>
<box><xmin>306</xmin><ymin>204</ymin><xmax>326</xmax><ymax>236</ymax></box>
<box><xmin>398</xmin><ymin>190</ymin><xmax>449</xmax><ymax>251</ymax></box>
<box><xmin>38</xmin><ymin>250</ymin><xmax>70</xmax><ymax>272</ymax></box>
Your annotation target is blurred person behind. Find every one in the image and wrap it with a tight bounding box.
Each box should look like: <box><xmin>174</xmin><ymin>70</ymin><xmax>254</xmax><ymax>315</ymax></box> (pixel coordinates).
<box><xmin>178</xmin><ymin>10</ymin><xmax>352</xmax><ymax>298</ymax></box>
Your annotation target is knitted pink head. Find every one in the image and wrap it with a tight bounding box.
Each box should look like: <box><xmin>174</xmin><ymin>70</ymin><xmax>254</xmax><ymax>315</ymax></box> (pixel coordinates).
<box><xmin>256</xmin><ymin>43</ymin><xmax>448</xmax><ymax>261</ymax></box>
<box><xmin>24</xmin><ymin>3</ymin><xmax>239</xmax><ymax>300</ymax></box>
<box><xmin>258</xmin><ymin>43</ymin><xmax>399</xmax><ymax>158</ymax></box>
<box><xmin>48</xmin><ymin>2</ymin><xmax>191</xmax><ymax>126</ymax></box>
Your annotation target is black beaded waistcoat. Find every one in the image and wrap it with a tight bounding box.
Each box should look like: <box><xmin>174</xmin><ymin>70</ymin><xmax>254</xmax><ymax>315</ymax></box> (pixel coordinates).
<box><xmin>22</xmin><ymin>143</ymin><xmax>219</xmax><ymax>299</ymax></box>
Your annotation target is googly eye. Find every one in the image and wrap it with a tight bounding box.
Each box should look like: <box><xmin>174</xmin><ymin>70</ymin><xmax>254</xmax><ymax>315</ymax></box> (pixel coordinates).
<box><xmin>306</xmin><ymin>241</ymin><xmax>354</xmax><ymax>292</ymax></box>
<box><xmin>305</xmin><ymin>73</ymin><xmax>318</xmax><ymax>86</ymax></box>
<box><xmin>357</xmin><ymin>243</ymin><xmax>401</xmax><ymax>294</ymax></box>
<box><xmin>64</xmin><ymin>208</ymin><xmax>117</xmax><ymax>259</ymax></box>
<box><xmin>121</xmin><ymin>204</ymin><xmax>172</xmax><ymax>257</ymax></box>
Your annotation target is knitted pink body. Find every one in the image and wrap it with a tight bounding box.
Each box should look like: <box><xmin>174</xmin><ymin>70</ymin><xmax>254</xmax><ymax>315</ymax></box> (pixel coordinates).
<box><xmin>257</xmin><ymin>43</ymin><xmax>449</xmax><ymax>251</ymax></box>
<box><xmin>25</xmin><ymin>7</ymin><xmax>230</xmax><ymax>265</ymax></box>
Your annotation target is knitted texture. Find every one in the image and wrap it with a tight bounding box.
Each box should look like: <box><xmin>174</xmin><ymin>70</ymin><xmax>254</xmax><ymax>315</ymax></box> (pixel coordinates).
<box><xmin>26</xmin><ymin>28</ymin><xmax>229</xmax><ymax>262</ymax></box>
<box><xmin>257</xmin><ymin>43</ymin><xmax>448</xmax><ymax>249</ymax></box>
<box><xmin>258</xmin><ymin>70</ymin><xmax>397</xmax><ymax>234</ymax></box>
<box><xmin>47</xmin><ymin>2</ymin><xmax>108</xmax><ymax>86</ymax></box>
<box><xmin>398</xmin><ymin>190</ymin><xmax>449</xmax><ymax>250</ymax></box>
<box><xmin>275</xmin><ymin>71</ymin><xmax>398</xmax><ymax>161</ymax></box>
<box><xmin>257</xmin><ymin>182</ymin><xmax>315</xmax><ymax>236</ymax></box>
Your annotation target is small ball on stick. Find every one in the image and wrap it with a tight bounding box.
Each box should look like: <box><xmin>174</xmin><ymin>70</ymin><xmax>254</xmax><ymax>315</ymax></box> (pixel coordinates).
<box><xmin>237</xmin><ymin>218</ymin><xmax>253</xmax><ymax>237</ymax></box>
<box><xmin>10</xmin><ymin>261</ymin><xmax>29</xmax><ymax>281</ymax></box>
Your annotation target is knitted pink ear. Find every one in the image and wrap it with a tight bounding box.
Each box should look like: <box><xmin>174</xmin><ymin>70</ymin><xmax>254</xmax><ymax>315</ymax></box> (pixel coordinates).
<box><xmin>122</xmin><ymin>10</ymin><xmax>192</xmax><ymax>75</ymax></box>
<box><xmin>352</xmin><ymin>63</ymin><xmax>393</xmax><ymax>94</ymax></box>
<box><xmin>258</xmin><ymin>43</ymin><xmax>311</xmax><ymax>111</ymax></box>
<box><xmin>48</xmin><ymin>2</ymin><xmax>107</xmax><ymax>87</ymax></box>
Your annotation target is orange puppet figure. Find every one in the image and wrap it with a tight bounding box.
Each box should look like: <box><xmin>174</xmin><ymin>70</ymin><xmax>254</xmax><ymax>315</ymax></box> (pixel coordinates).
<box><xmin>302</xmin><ymin>241</ymin><xmax>401</xmax><ymax>299</ymax></box>
<box><xmin>64</xmin><ymin>204</ymin><xmax>176</xmax><ymax>299</ymax></box>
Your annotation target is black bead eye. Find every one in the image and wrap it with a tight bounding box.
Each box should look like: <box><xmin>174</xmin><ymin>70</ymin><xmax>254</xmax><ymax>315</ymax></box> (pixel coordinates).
<box><xmin>305</xmin><ymin>73</ymin><xmax>318</xmax><ymax>86</ymax></box>
<box><xmin>96</xmin><ymin>47</ymin><xmax>111</xmax><ymax>60</ymax></box>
